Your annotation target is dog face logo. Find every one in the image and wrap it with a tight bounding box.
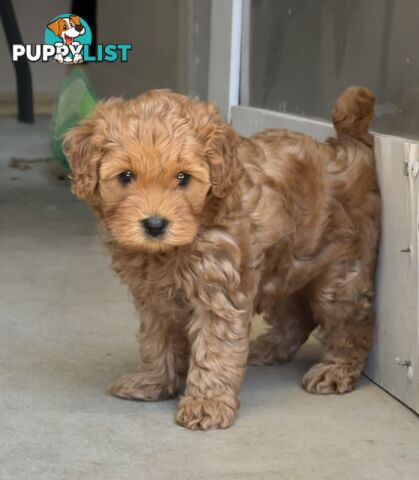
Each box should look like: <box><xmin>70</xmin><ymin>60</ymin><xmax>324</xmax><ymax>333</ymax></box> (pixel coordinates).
<box><xmin>45</xmin><ymin>14</ymin><xmax>91</xmax><ymax>64</ymax></box>
<box><xmin>48</xmin><ymin>16</ymin><xmax>85</xmax><ymax>45</ymax></box>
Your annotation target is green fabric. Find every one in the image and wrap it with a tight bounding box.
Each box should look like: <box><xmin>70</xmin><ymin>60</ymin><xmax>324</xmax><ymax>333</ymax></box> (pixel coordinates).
<box><xmin>50</xmin><ymin>68</ymin><xmax>97</xmax><ymax>169</ymax></box>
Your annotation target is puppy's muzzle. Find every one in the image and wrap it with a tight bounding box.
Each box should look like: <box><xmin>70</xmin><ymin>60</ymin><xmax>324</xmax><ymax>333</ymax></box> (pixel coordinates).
<box><xmin>142</xmin><ymin>216</ymin><xmax>168</xmax><ymax>237</ymax></box>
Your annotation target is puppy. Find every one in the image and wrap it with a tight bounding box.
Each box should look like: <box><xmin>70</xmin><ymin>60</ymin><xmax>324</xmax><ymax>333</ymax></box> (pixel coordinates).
<box><xmin>47</xmin><ymin>16</ymin><xmax>85</xmax><ymax>63</ymax></box>
<box><xmin>64</xmin><ymin>87</ymin><xmax>380</xmax><ymax>430</ymax></box>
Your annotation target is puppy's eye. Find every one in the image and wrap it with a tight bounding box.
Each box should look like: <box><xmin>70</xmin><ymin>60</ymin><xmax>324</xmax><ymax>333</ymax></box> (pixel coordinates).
<box><xmin>63</xmin><ymin>24</ymin><xmax>68</xmax><ymax>30</ymax></box>
<box><xmin>118</xmin><ymin>171</ymin><xmax>134</xmax><ymax>185</ymax></box>
<box><xmin>176</xmin><ymin>172</ymin><xmax>191</xmax><ymax>187</ymax></box>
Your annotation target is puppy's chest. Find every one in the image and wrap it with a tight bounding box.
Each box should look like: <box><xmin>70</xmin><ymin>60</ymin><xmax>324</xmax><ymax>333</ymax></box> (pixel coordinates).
<box><xmin>121</xmin><ymin>254</ymin><xmax>187</xmax><ymax>311</ymax></box>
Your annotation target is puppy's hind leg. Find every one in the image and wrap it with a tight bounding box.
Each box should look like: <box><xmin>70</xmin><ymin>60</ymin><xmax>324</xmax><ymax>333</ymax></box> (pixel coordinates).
<box><xmin>110</xmin><ymin>309</ymin><xmax>189</xmax><ymax>401</ymax></box>
<box><xmin>302</xmin><ymin>263</ymin><xmax>374</xmax><ymax>394</ymax></box>
<box><xmin>249</xmin><ymin>293</ymin><xmax>315</xmax><ymax>365</ymax></box>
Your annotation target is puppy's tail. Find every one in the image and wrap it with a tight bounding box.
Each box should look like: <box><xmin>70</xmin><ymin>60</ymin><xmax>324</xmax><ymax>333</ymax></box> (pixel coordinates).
<box><xmin>332</xmin><ymin>86</ymin><xmax>375</xmax><ymax>146</ymax></box>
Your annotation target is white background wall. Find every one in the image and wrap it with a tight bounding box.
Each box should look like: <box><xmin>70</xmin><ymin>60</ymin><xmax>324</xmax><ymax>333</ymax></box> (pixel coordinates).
<box><xmin>86</xmin><ymin>0</ymin><xmax>210</xmax><ymax>100</ymax></box>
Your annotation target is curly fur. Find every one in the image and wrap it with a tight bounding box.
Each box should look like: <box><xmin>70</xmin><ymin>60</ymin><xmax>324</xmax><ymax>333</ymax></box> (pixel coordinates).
<box><xmin>64</xmin><ymin>86</ymin><xmax>380</xmax><ymax>430</ymax></box>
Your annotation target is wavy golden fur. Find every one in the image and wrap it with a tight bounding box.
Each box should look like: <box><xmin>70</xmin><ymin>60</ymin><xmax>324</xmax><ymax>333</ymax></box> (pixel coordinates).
<box><xmin>64</xmin><ymin>86</ymin><xmax>380</xmax><ymax>430</ymax></box>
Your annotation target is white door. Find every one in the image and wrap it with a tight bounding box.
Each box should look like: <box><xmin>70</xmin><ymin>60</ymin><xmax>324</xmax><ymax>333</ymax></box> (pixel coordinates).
<box><xmin>208</xmin><ymin>0</ymin><xmax>419</xmax><ymax>413</ymax></box>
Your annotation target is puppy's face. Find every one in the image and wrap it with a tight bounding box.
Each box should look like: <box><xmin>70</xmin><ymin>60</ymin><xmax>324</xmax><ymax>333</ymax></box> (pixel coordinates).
<box><xmin>64</xmin><ymin>91</ymin><xmax>238</xmax><ymax>252</ymax></box>
<box><xmin>47</xmin><ymin>16</ymin><xmax>85</xmax><ymax>44</ymax></box>
<box><xmin>98</xmin><ymin>125</ymin><xmax>211</xmax><ymax>252</ymax></box>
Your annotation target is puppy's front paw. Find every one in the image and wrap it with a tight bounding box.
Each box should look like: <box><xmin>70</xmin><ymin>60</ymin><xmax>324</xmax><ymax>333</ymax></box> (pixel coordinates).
<box><xmin>176</xmin><ymin>395</ymin><xmax>238</xmax><ymax>430</ymax></box>
<box><xmin>110</xmin><ymin>372</ymin><xmax>175</xmax><ymax>401</ymax></box>
<box><xmin>302</xmin><ymin>362</ymin><xmax>357</xmax><ymax>394</ymax></box>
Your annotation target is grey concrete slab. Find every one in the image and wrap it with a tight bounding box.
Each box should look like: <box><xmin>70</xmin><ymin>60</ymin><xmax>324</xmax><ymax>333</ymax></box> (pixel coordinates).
<box><xmin>0</xmin><ymin>117</ymin><xmax>418</xmax><ymax>480</ymax></box>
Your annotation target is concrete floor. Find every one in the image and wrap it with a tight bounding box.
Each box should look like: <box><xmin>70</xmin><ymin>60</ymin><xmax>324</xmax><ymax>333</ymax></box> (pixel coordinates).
<box><xmin>1</xmin><ymin>117</ymin><xmax>418</xmax><ymax>480</ymax></box>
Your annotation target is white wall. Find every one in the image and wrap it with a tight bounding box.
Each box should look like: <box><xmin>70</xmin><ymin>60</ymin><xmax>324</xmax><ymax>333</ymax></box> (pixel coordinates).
<box><xmin>85</xmin><ymin>0</ymin><xmax>184</xmax><ymax>99</ymax></box>
<box><xmin>86</xmin><ymin>0</ymin><xmax>210</xmax><ymax>100</ymax></box>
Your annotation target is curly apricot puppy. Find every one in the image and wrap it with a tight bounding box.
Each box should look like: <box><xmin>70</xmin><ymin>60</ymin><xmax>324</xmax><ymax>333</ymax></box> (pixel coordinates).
<box><xmin>64</xmin><ymin>86</ymin><xmax>380</xmax><ymax>430</ymax></box>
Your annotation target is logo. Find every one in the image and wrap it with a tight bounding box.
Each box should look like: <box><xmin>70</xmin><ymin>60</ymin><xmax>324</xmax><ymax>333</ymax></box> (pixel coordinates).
<box><xmin>13</xmin><ymin>14</ymin><xmax>132</xmax><ymax>64</ymax></box>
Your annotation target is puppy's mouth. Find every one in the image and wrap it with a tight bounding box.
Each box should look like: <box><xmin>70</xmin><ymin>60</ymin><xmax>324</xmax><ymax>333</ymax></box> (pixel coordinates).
<box><xmin>64</xmin><ymin>34</ymin><xmax>72</xmax><ymax>45</ymax></box>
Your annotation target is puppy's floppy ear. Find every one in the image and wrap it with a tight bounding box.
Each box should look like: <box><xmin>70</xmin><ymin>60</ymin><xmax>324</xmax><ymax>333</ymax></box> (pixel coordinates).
<box><xmin>47</xmin><ymin>18</ymin><xmax>62</xmax><ymax>37</ymax></box>
<box><xmin>63</xmin><ymin>98</ymin><xmax>123</xmax><ymax>208</ymax></box>
<box><xmin>192</xmin><ymin>101</ymin><xmax>240</xmax><ymax>198</ymax></box>
<box><xmin>63</xmin><ymin>118</ymin><xmax>102</xmax><ymax>202</ymax></box>
<box><xmin>69</xmin><ymin>15</ymin><xmax>82</xmax><ymax>26</ymax></box>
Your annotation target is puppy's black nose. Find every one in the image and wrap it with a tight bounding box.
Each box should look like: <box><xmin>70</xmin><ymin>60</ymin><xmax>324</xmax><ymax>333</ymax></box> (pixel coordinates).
<box><xmin>142</xmin><ymin>216</ymin><xmax>168</xmax><ymax>237</ymax></box>
<box><xmin>75</xmin><ymin>25</ymin><xmax>84</xmax><ymax>32</ymax></box>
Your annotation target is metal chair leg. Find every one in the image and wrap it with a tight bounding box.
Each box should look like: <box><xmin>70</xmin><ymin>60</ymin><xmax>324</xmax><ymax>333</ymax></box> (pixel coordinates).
<box><xmin>0</xmin><ymin>0</ymin><xmax>34</xmax><ymax>123</ymax></box>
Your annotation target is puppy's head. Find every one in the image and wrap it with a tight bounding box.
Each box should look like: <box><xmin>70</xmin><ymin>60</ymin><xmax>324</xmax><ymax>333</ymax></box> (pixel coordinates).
<box><xmin>63</xmin><ymin>90</ymin><xmax>239</xmax><ymax>252</ymax></box>
<box><xmin>47</xmin><ymin>16</ymin><xmax>84</xmax><ymax>43</ymax></box>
